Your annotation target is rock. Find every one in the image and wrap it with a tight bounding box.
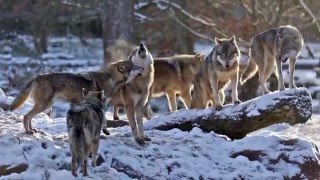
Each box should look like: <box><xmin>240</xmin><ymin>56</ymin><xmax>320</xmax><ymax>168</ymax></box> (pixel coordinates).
<box><xmin>0</xmin><ymin>163</ymin><xmax>29</xmax><ymax>176</ymax></box>
<box><xmin>111</xmin><ymin>158</ymin><xmax>149</xmax><ymax>179</ymax></box>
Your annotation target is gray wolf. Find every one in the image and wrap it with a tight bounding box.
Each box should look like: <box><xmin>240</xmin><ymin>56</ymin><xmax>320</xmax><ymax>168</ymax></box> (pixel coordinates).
<box><xmin>9</xmin><ymin>60</ymin><xmax>143</xmax><ymax>134</ymax></box>
<box><xmin>240</xmin><ymin>25</ymin><xmax>304</xmax><ymax>94</ymax></box>
<box><xmin>110</xmin><ymin>43</ymin><xmax>154</xmax><ymax>144</ymax></box>
<box><xmin>113</xmin><ymin>53</ymin><xmax>205</xmax><ymax>120</ymax></box>
<box><xmin>67</xmin><ymin>89</ymin><xmax>105</xmax><ymax>177</ymax></box>
<box><xmin>191</xmin><ymin>36</ymin><xmax>241</xmax><ymax>110</ymax></box>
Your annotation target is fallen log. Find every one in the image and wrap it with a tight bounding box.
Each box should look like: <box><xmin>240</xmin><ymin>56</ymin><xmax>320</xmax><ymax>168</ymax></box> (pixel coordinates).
<box><xmin>144</xmin><ymin>87</ymin><xmax>312</xmax><ymax>139</ymax></box>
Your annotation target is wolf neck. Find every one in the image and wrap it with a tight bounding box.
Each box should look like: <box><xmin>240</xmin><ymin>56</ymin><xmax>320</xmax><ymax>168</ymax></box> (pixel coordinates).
<box><xmin>132</xmin><ymin>55</ymin><xmax>154</xmax><ymax>77</ymax></box>
<box><xmin>81</xmin><ymin>98</ymin><xmax>104</xmax><ymax>109</ymax></box>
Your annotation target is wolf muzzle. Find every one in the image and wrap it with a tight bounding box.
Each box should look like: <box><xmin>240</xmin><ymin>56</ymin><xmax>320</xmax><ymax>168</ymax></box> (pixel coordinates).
<box><xmin>138</xmin><ymin>43</ymin><xmax>147</xmax><ymax>58</ymax></box>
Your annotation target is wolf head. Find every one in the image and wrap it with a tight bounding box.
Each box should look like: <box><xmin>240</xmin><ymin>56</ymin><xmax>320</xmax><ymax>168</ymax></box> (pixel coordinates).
<box><xmin>108</xmin><ymin>60</ymin><xmax>144</xmax><ymax>84</ymax></box>
<box><xmin>275</xmin><ymin>25</ymin><xmax>303</xmax><ymax>63</ymax></box>
<box><xmin>82</xmin><ymin>89</ymin><xmax>106</xmax><ymax>102</ymax></box>
<box><xmin>214</xmin><ymin>36</ymin><xmax>240</xmax><ymax>69</ymax></box>
<box><xmin>128</xmin><ymin>43</ymin><xmax>153</xmax><ymax>74</ymax></box>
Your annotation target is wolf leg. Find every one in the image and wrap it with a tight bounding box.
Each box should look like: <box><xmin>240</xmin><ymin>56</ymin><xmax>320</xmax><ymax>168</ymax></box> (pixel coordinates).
<box><xmin>83</xmin><ymin>144</ymin><xmax>90</xmax><ymax>176</ymax></box>
<box><xmin>82</xmin><ymin>159</ymin><xmax>88</xmax><ymax>176</ymax></box>
<box><xmin>24</xmin><ymin>102</ymin><xmax>51</xmax><ymax>134</ymax></box>
<box><xmin>289</xmin><ymin>57</ymin><xmax>297</xmax><ymax>88</ymax></box>
<box><xmin>124</xmin><ymin>95</ymin><xmax>142</xmax><ymax>143</ymax></box>
<box><xmin>91</xmin><ymin>139</ymin><xmax>99</xmax><ymax>167</ymax></box>
<box><xmin>136</xmin><ymin>102</ymin><xmax>151</xmax><ymax>142</ymax></box>
<box><xmin>113</xmin><ymin>106</ymin><xmax>120</xmax><ymax>120</ymax></box>
<box><xmin>143</xmin><ymin>104</ymin><xmax>152</xmax><ymax>120</ymax></box>
<box><xmin>166</xmin><ymin>90</ymin><xmax>177</xmax><ymax>111</ymax></box>
<box><xmin>71</xmin><ymin>156</ymin><xmax>78</xmax><ymax>177</ymax></box>
<box><xmin>190</xmin><ymin>83</ymin><xmax>207</xmax><ymax>109</ymax></box>
<box><xmin>275</xmin><ymin>59</ymin><xmax>285</xmax><ymax>91</ymax></box>
<box><xmin>180</xmin><ymin>88</ymin><xmax>192</xmax><ymax>109</ymax></box>
<box><xmin>230</xmin><ymin>74</ymin><xmax>241</xmax><ymax>104</ymax></box>
<box><xmin>209</xmin><ymin>77</ymin><xmax>222</xmax><ymax>110</ymax></box>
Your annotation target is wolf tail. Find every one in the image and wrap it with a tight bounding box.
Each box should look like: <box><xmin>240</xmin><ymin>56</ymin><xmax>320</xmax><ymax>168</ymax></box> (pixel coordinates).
<box><xmin>239</xmin><ymin>59</ymin><xmax>258</xmax><ymax>85</ymax></box>
<box><xmin>10</xmin><ymin>79</ymin><xmax>34</xmax><ymax>111</ymax></box>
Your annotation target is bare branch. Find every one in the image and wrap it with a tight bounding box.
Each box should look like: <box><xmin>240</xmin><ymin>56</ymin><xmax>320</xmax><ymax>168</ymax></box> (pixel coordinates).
<box><xmin>298</xmin><ymin>0</ymin><xmax>320</xmax><ymax>34</ymax></box>
<box><xmin>168</xmin><ymin>10</ymin><xmax>214</xmax><ymax>42</ymax></box>
<box><xmin>156</xmin><ymin>0</ymin><xmax>216</xmax><ymax>27</ymax></box>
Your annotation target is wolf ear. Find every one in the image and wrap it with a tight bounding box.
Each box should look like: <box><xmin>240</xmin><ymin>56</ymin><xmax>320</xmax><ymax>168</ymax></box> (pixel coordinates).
<box><xmin>82</xmin><ymin>88</ymin><xmax>89</xmax><ymax>97</ymax></box>
<box><xmin>100</xmin><ymin>90</ymin><xmax>106</xmax><ymax>101</ymax></box>
<box><xmin>276</xmin><ymin>28</ymin><xmax>284</xmax><ymax>40</ymax></box>
<box><xmin>230</xmin><ymin>35</ymin><xmax>236</xmax><ymax>44</ymax></box>
<box><xmin>215</xmin><ymin>37</ymin><xmax>222</xmax><ymax>45</ymax></box>
<box><xmin>293</xmin><ymin>36</ymin><xmax>301</xmax><ymax>43</ymax></box>
<box><xmin>92</xmin><ymin>78</ymin><xmax>98</xmax><ymax>90</ymax></box>
<box><xmin>195</xmin><ymin>53</ymin><xmax>205</xmax><ymax>61</ymax></box>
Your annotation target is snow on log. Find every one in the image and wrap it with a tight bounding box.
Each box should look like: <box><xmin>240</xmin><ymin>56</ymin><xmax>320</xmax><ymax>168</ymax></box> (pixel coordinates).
<box><xmin>144</xmin><ymin>87</ymin><xmax>312</xmax><ymax>139</ymax></box>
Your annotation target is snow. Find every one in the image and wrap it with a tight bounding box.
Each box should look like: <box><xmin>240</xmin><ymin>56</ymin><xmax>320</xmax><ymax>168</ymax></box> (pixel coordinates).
<box><xmin>0</xmin><ymin>90</ymin><xmax>319</xmax><ymax>179</ymax></box>
<box><xmin>283</xmin><ymin>69</ymin><xmax>319</xmax><ymax>85</ymax></box>
<box><xmin>144</xmin><ymin>88</ymin><xmax>311</xmax><ymax>130</ymax></box>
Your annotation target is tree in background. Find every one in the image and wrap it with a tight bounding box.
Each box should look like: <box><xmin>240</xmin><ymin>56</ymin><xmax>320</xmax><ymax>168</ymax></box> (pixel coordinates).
<box><xmin>102</xmin><ymin>0</ymin><xmax>135</xmax><ymax>64</ymax></box>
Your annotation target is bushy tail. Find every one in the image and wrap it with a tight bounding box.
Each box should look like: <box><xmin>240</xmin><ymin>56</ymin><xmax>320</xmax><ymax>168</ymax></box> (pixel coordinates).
<box><xmin>10</xmin><ymin>79</ymin><xmax>34</xmax><ymax>111</ymax></box>
<box><xmin>240</xmin><ymin>59</ymin><xmax>258</xmax><ymax>85</ymax></box>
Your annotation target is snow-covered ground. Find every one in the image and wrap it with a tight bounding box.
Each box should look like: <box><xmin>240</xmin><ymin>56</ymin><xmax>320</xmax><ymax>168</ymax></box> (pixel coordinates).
<box><xmin>0</xmin><ymin>88</ymin><xmax>319</xmax><ymax>179</ymax></box>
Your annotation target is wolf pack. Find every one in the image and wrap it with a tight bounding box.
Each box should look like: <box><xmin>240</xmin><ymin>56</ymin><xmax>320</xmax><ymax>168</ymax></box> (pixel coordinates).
<box><xmin>4</xmin><ymin>25</ymin><xmax>303</xmax><ymax>176</ymax></box>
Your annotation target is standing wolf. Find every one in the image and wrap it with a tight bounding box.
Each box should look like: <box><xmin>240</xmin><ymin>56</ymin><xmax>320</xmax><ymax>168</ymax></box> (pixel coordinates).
<box><xmin>240</xmin><ymin>25</ymin><xmax>304</xmax><ymax>93</ymax></box>
<box><xmin>113</xmin><ymin>53</ymin><xmax>204</xmax><ymax>120</ymax></box>
<box><xmin>191</xmin><ymin>36</ymin><xmax>241</xmax><ymax>110</ymax></box>
<box><xmin>110</xmin><ymin>43</ymin><xmax>154</xmax><ymax>144</ymax></box>
<box><xmin>67</xmin><ymin>89</ymin><xmax>105</xmax><ymax>177</ymax></box>
<box><xmin>9</xmin><ymin>60</ymin><xmax>143</xmax><ymax>134</ymax></box>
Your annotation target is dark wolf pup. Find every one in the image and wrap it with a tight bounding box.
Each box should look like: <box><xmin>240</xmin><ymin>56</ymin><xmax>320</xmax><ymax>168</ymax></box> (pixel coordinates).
<box><xmin>9</xmin><ymin>60</ymin><xmax>143</xmax><ymax>134</ymax></box>
<box><xmin>67</xmin><ymin>89</ymin><xmax>105</xmax><ymax>177</ymax></box>
<box><xmin>240</xmin><ymin>25</ymin><xmax>304</xmax><ymax>94</ymax></box>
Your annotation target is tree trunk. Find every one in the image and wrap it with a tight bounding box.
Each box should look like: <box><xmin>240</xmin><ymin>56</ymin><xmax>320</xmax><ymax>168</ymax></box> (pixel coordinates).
<box><xmin>174</xmin><ymin>0</ymin><xmax>193</xmax><ymax>54</ymax></box>
<box><xmin>144</xmin><ymin>88</ymin><xmax>312</xmax><ymax>140</ymax></box>
<box><xmin>102</xmin><ymin>0</ymin><xmax>134</xmax><ymax>64</ymax></box>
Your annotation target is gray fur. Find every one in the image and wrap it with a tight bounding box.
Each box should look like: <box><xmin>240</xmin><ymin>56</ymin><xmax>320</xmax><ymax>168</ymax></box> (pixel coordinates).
<box><xmin>240</xmin><ymin>25</ymin><xmax>303</xmax><ymax>94</ymax></box>
<box><xmin>67</xmin><ymin>91</ymin><xmax>105</xmax><ymax>177</ymax></box>
<box><xmin>191</xmin><ymin>36</ymin><xmax>241</xmax><ymax>110</ymax></box>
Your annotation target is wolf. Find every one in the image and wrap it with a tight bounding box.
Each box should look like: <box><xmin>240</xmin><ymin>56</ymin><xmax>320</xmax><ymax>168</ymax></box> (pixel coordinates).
<box><xmin>191</xmin><ymin>36</ymin><xmax>241</xmax><ymax>110</ymax></box>
<box><xmin>240</xmin><ymin>25</ymin><xmax>304</xmax><ymax>94</ymax></box>
<box><xmin>110</xmin><ymin>43</ymin><xmax>154</xmax><ymax>144</ymax></box>
<box><xmin>67</xmin><ymin>89</ymin><xmax>105</xmax><ymax>177</ymax></box>
<box><xmin>9</xmin><ymin>60</ymin><xmax>144</xmax><ymax>134</ymax></box>
<box><xmin>113</xmin><ymin>53</ymin><xmax>205</xmax><ymax>120</ymax></box>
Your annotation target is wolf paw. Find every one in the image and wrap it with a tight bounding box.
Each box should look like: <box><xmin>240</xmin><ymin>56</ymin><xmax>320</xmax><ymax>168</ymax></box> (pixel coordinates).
<box><xmin>135</xmin><ymin>138</ymin><xmax>145</xmax><ymax>145</ymax></box>
<box><xmin>91</xmin><ymin>160</ymin><xmax>97</xmax><ymax>167</ymax></box>
<box><xmin>289</xmin><ymin>85</ymin><xmax>297</xmax><ymax>89</ymax></box>
<box><xmin>233</xmin><ymin>100</ymin><xmax>242</xmax><ymax>104</ymax></box>
<box><xmin>142</xmin><ymin>135</ymin><xmax>151</xmax><ymax>141</ymax></box>
<box><xmin>102</xmin><ymin>128</ymin><xmax>110</xmax><ymax>135</ymax></box>
<box><xmin>72</xmin><ymin>171</ymin><xmax>78</xmax><ymax>177</ymax></box>
<box><xmin>113</xmin><ymin>116</ymin><xmax>120</xmax><ymax>120</ymax></box>
<box><xmin>215</xmin><ymin>105</ymin><xmax>222</xmax><ymax>111</ymax></box>
<box><xmin>25</xmin><ymin>130</ymin><xmax>35</xmax><ymax>134</ymax></box>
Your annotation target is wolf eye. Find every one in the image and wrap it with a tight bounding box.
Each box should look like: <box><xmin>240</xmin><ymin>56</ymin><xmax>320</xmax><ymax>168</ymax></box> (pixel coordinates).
<box><xmin>293</xmin><ymin>36</ymin><xmax>300</xmax><ymax>43</ymax></box>
<box><xmin>218</xmin><ymin>54</ymin><xmax>225</xmax><ymax>58</ymax></box>
<box><xmin>118</xmin><ymin>65</ymin><xmax>127</xmax><ymax>72</ymax></box>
